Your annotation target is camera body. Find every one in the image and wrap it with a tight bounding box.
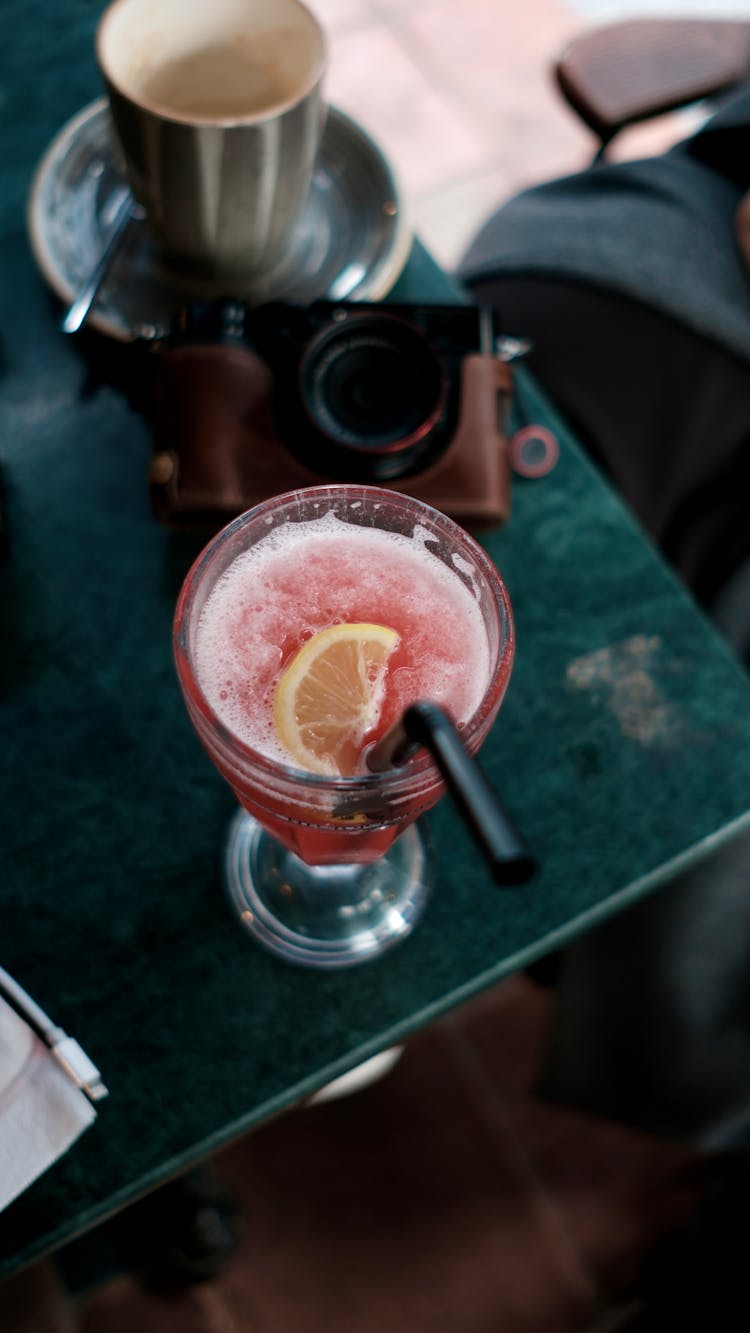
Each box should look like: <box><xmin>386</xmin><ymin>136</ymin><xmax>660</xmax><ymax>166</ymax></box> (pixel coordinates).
<box><xmin>150</xmin><ymin>298</ymin><xmax>512</xmax><ymax>530</ymax></box>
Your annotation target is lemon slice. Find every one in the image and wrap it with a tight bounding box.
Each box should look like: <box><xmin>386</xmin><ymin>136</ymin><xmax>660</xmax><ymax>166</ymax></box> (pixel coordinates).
<box><xmin>273</xmin><ymin>623</ymin><xmax>400</xmax><ymax>776</ymax></box>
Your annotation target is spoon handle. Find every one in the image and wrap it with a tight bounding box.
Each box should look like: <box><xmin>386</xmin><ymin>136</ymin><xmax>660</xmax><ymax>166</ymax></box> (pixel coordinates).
<box><xmin>61</xmin><ymin>190</ymin><xmax>137</xmax><ymax>335</ymax></box>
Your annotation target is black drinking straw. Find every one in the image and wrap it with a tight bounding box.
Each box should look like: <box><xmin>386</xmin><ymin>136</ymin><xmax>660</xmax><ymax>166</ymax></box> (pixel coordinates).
<box><xmin>368</xmin><ymin>701</ymin><xmax>536</xmax><ymax>886</ymax></box>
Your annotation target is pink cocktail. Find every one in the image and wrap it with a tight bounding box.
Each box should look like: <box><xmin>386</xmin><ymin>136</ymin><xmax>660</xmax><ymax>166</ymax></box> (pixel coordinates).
<box><xmin>174</xmin><ymin>485</ymin><xmax>514</xmax><ymax>966</ymax></box>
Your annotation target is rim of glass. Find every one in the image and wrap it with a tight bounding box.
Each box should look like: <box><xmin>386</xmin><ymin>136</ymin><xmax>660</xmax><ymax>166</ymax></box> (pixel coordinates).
<box><xmin>173</xmin><ymin>484</ymin><xmax>515</xmax><ymax>793</ymax></box>
<box><xmin>96</xmin><ymin>0</ymin><xmax>328</xmax><ymax>130</ymax></box>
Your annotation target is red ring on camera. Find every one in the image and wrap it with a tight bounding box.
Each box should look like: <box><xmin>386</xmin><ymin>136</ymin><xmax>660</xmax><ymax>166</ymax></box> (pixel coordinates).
<box><xmin>509</xmin><ymin>424</ymin><xmax>560</xmax><ymax>478</ymax></box>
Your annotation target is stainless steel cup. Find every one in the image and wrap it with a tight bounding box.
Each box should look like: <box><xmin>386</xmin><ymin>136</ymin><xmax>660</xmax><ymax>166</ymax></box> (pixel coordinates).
<box><xmin>95</xmin><ymin>0</ymin><xmax>327</xmax><ymax>281</ymax></box>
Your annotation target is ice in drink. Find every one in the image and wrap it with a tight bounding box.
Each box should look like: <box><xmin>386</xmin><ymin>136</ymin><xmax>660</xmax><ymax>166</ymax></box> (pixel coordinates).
<box><xmin>176</xmin><ymin>490</ymin><xmax>513</xmax><ymax>867</ymax></box>
<box><xmin>194</xmin><ymin>511</ymin><xmax>492</xmax><ymax>775</ymax></box>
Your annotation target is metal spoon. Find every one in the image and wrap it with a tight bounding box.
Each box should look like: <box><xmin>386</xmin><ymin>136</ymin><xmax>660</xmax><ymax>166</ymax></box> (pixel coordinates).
<box><xmin>61</xmin><ymin>189</ymin><xmax>143</xmax><ymax>334</ymax></box>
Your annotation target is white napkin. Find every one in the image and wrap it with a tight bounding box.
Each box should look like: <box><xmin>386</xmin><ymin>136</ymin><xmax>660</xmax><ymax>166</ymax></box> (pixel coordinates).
<box><xmin>0</xmin><ymin>994</ymin><xmax>97</xmax><ymax>1212</ymax></box>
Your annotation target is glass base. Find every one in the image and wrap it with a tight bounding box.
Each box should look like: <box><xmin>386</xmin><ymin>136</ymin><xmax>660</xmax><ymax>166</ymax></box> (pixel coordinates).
<box><xmin>224</xmin><ymin>811</ymin><xmax>431</xmax><ymax>968</ymax></box>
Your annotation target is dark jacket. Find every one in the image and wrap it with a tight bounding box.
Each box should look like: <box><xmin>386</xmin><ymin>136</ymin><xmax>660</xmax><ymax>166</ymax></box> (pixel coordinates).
<box><xmin>460</xmin><ymin>87</ymin><xmax>750</xmax><ymax>365</ymax></box>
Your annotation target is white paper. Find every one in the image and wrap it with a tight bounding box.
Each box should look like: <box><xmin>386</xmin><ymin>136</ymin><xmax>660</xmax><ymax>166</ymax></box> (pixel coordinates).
<box><xmin>0</xmin><ymin>996</ymin><xmax>96</xmax><ymax>1212</ymax></box>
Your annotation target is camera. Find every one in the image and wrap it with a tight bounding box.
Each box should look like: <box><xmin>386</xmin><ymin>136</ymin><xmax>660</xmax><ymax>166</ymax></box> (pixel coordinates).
<box><xmin>150</xmin><ymin>298</ymin><xmax>512</xmax><ymax>530</ymax></box>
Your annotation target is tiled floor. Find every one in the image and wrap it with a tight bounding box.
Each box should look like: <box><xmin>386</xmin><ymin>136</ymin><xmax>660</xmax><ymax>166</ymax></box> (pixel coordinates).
<box><xmin>2</xmin><ymin>0</ymin><xmax>738</xmax><ymax>1328</ymax></box>
<box><xmin>310</xmin><ymin>0</ymin><xmax>699</xmax><ymax>271</ymax></box>
<box><xmin>315</xmin><ymin>0</ymin><xmax>593</xmax><ymax>270</ymax></box>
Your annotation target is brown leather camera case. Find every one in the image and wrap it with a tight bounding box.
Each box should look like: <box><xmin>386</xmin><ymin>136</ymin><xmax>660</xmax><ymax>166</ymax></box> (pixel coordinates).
<box><xmin>149</xmin><ymin>342</ymin><xmax>512</xmax><ymax>532</ymax></box>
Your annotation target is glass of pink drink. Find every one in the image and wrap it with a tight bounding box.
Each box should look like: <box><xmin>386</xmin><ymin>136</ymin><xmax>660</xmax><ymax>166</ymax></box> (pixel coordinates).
<box><xmin>173</xmin><ymin>484</ymin><xmax>515</xmax><ymax>967</ymax></box>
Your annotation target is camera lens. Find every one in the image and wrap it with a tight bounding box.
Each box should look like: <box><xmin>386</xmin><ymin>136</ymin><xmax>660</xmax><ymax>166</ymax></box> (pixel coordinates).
<box><xmin>299</xmin><ymin>314</ymin><xmax>447</xmax><ymax>478</ymax></box>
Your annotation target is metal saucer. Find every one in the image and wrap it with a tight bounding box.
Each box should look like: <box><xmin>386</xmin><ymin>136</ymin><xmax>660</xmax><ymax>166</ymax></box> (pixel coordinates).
<box><xmin>27</xmin><ymin>99</ymin><xmax>412</xmax><ymax>343</ymax></box>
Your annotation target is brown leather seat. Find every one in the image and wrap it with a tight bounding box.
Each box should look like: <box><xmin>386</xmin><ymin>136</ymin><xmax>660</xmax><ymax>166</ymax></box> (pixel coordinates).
<box><xmin>554</xmin><ymin>18</ymin><xmax>750</xmax><ymax>157</ymax></box>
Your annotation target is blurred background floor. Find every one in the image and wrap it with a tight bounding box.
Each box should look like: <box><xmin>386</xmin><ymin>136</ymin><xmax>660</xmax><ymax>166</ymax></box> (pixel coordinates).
<box><xmin>314</xmin><ymin>0</ymin><xmax>730</xmax><ymax>271</ymax></box>
<box><xmin>4</xmin><ymin>0</ymin><xmax>747</xmax><ymax>1327</ymax></box>
<box><xmin>0</xmin><ymin>977</ymin><xmax>710</xmax><ymax>1332</ymax></box>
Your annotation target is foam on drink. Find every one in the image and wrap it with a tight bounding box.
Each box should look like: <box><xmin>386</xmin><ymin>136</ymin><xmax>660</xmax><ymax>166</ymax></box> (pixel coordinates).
<box><xmin>194</xmin><ymin>513</ymin><xmax>492</xmax><ymax>771</ymax></box>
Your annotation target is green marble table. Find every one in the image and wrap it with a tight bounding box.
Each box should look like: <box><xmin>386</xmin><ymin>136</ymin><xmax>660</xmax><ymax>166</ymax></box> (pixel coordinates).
<box><xmin>5</xmin><ymin>0</ymin><xmax>750</xmax><ymax>1280</ymax></box>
